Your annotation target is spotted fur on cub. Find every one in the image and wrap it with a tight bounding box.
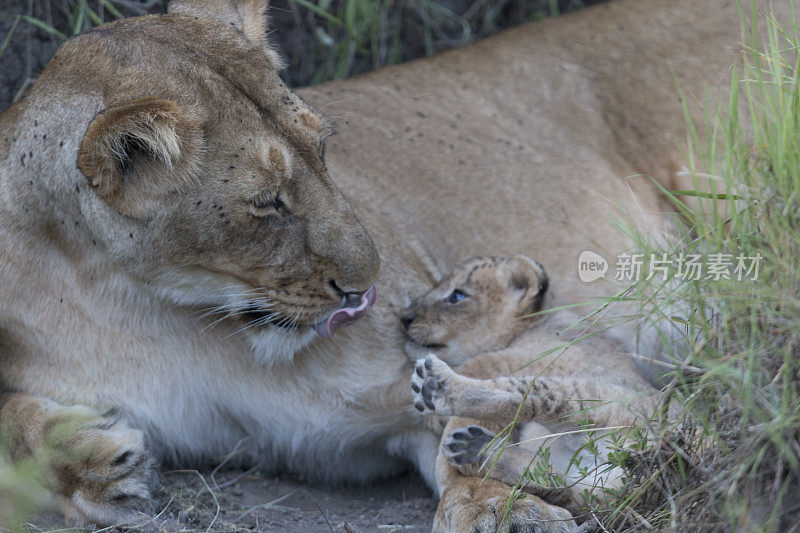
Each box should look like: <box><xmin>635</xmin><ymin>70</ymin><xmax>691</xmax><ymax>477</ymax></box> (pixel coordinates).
<box><xmin>404</xmin><ymin>256</ymin><xmax>665</xmax><ymax>508</ymax></box>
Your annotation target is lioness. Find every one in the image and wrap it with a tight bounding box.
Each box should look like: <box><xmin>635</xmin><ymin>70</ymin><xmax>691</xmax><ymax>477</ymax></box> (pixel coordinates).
<box><xmin>403</xmin><ymin>255</ymin><xmax>658</xmax><ymax>510</ymax></box>
<box><xmin>0</xmin><ymin>0</ymin><xmax>782</xmax><ymax>531</ymax></box>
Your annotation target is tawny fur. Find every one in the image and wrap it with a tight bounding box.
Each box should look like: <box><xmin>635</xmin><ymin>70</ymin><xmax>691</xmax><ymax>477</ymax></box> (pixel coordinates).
<box><xmin>0</xmin><ymin>0</ymin><xmax>787</xmax><ymax>531</ymax></box>
<box><xmin>405</xmin><ymin>256</ymin><xmax>660</xmax><ymax>514</ymax></box>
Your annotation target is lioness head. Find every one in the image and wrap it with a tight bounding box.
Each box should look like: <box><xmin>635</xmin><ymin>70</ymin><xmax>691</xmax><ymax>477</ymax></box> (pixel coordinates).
<box><xmin>19</xmin><ymin>0</ymin><xmax>380</xmax><ymax>362</ymax></box>
<box><xmin>401</xmin><ymin>255</ymin><xmax>548</xmax><ymax>366</ymax></box>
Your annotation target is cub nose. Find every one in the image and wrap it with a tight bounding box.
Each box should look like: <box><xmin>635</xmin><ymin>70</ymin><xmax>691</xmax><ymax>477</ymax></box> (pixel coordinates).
<box><xmin>400</xmin><ymin>314</ymin><xmax>415</xmax><ymax>331</ymax></box>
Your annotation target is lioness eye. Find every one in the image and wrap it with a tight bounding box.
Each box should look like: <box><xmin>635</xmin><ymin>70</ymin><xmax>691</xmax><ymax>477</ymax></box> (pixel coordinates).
<box><xmin>249</xmin><ymin>191</ymin><xmax>285</xmax><ymax>216</ymax></box>
<box><xmin>446</xmin><ymin>289</ymin><xmax>466</xmax><ymax>304</ymax></box>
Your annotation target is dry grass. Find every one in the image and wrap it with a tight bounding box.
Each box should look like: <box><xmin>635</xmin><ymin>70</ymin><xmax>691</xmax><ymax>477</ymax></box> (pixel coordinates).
<box><xmin>614</xmin><ymin>6</ymin><xmax>800</xmax><ymax>530</ymax></box>
<box><xmin>496</xmin><ymin>4</ymin><xmax>800</xmax><ymax>531</ymax></box>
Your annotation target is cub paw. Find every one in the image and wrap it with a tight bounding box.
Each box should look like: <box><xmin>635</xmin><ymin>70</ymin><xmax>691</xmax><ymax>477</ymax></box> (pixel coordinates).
<box><xmin>44</xmin><ymin>407</ymin><xmax>158</xmax><ymax>526</ymax></box>
<box><xmin>411</xmin><ymin>354</ymin><xmax>456</xmax><ymax>414</ymax></box>
<box><xmin>444</xmin><ymin>425</ymin><xmax>497</xmax><ymax>468</ymax></box>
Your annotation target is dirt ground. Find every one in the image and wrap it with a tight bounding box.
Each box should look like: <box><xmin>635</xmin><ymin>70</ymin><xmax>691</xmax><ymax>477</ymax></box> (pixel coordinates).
<box><xmin>29</xmin><ymin>469</ymin><xmax>435</xmax><ymax>532</ymax></box>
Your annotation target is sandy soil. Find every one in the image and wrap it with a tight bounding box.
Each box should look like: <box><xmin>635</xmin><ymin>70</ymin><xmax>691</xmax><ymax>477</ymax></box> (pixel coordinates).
<box><xmin>28</xmin><ymin>469</ymin><xmax>436</xmax><ymax>532</ymax></box>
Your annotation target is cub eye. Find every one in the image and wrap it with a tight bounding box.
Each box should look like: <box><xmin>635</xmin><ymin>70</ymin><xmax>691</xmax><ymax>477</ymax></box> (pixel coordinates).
<box><xmin>446</xmin><ymin>289</ymin><xmax>466</xmax><ymax>304</ymax></box>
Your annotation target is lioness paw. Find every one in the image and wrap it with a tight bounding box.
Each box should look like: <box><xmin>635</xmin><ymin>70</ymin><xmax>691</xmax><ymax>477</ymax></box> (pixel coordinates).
<box><xmin>45</xmin><ymin>408</ymin><xmax>159</xmax><ymax>526</ymax></box>
<box><xmin>444</xmin><ymin>425</ymin><xmax>497</xmax><ymax>468</ymax></box>
<box><xmin>411</xmin><ymin>354</ymin><xmax>456</xmax><ymax>414</ymax></box>
<box><xmin>435</xmin><ymin>481</ymin><xmax>576</xmax><ymax>533</ymax></box>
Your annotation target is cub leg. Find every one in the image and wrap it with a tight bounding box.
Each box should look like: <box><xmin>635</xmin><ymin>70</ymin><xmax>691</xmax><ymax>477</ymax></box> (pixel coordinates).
<box><xmin>412</xmin><ymin>354</ymin><xmax>653</xmax><ymax>428</ymax></box>
<box><xmin>442</xmin><ymin>424</ymin><xmax>578</xmax><ymax>513</ymax></box>
<box><xmin>433</xmin><ymin>416</ymin><xmax>576</xmax><ymax>533</ymax></box>
<box><xmin>0</xmin><ymin>393</ymin><xmax>158</xmax><ymax>526</ymax></box>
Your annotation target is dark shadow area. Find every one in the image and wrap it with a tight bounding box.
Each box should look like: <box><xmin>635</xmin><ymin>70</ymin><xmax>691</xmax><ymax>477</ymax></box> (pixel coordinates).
<box><xmin>0</xmin><ymin>0</ymin><xmax>606</xmax><ymax>113</ymax></box>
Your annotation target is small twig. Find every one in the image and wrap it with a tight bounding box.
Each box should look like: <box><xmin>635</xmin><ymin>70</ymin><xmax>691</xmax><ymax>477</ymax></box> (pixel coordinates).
<box><xmin>316</xmin><ymin>501</ymin><xmax>335</xmax><ymax>533</ymax></box>
<box><xmin>232</xmin><ymin>492</ymin><xmax>297</xmax><ymax>523</ymax></box>
<box><xmin>214</xmin><ymin>466</ymin><xmax>258</xmax><ymax>490</ymax></box>
<box><xmin>209</xmin><ymin>437</ymin><xmax>252</xmax><ymax>491</ymax></box>
<box><xmin>592</xmin><ymin>512</ymin><xmax>611</xmax><ymax>533</ymax></box>
<box><xmin>194</xmin><ymin>470</ymin><xmax>221</xmax><ymax>533</ymax></box>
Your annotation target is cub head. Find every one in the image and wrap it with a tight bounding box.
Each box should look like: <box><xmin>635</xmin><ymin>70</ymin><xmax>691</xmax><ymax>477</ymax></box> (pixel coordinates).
<box><xmin>22</xmin><ymin>0</ymin><xmax>380</xmax><ymax>362</ymax></box>
<box><xmin>401</xmin><ymin>255</ymin><xmax>549</xmax><ymax>366</ymax></box>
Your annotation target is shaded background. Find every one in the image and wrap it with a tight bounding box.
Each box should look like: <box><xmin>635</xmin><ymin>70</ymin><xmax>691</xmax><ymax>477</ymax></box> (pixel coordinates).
<box><xmin>0</xmin><ymin>0</ymin><xmax>604</xmax><ymax>113</ymax></box>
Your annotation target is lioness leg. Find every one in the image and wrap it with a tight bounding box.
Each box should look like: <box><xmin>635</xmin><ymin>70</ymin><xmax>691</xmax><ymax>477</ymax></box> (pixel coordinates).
<box><xmin>413</xmin><ymin>354</ymin><xmax>654</xmax><ymax>428</ymax></box>
<box><xmin>441</xmin><ymin>425</ymin><xmax>578</xmax><ymax>513</ymax></box>
<box><xmin>0</xmin><ymin>393</ymin><xmax>158</xmax><ymax>526</ymax></box>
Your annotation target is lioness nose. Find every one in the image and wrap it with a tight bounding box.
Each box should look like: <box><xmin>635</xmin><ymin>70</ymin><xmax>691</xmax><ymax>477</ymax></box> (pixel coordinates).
<box><xmin>329</xmin><ymin>279</ymin><xmax>371</xmax><ymax>301</ymax></box>
<box><xmin>332</xmin><ymin>242</ymin><xmax>380</xmax><ymax>294</ymax></box>
<box><xmin>312</xmin><ymin>219</ymin><xmax>380</xmax><ymax>295</ymax></box>
<box><xmin>306</xmin><ymin>184</ymin><xmax>381</xmax><ymax>294</ymax></box>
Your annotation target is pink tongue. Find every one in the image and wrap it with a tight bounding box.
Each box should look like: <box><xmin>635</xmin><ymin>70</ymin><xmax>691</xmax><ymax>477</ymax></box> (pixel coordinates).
<box><xmin>313</xmin><ymin>285</ymin><xmax>377</xmax><ymax>339</ymax></box>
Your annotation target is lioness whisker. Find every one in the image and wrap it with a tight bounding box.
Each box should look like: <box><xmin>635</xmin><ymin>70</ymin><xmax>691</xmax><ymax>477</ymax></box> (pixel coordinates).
<box><xmin>197</xmin><ymin>297</ymin><xmax>282</xmax><ymax>334</ymax></box>
<box><xmin>226</xmin><ymin>304</ymin><xmax>293</xmax><ymax>337</ymax></box>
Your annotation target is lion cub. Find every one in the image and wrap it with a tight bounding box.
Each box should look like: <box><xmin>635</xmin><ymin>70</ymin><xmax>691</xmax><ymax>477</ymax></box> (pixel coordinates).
<box><xmin>402</xmin><ymin>255</ymin><xmax>658</xmax><ymax>505</ymax></box>
<box><xmin>401</xmin><ymin>255</ymin><xmax>549</xmax><ymax>366</ymax></box>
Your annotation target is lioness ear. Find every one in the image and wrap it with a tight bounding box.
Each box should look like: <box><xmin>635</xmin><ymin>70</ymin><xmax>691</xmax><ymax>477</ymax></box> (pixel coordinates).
<box><xmin>168</xmin><ymin>0</ymin><xmax>282</xmax><ymax>66</ymax></box>
<box><xmin>78</xmin><ymin>97</ymin><xmax>202</xmax><ymax>212</ymax></box>
<box><xmin>503</xmin><ymin>255</ymin><xmax>549</xmax><ymax>315</ymax></box>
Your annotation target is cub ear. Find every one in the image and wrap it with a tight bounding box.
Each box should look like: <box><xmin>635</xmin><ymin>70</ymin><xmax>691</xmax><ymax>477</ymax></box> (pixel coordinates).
<box><xmin>503</xmin><ymin>254</ymin><xmax>549</xmax><ymax>315</ymax></box>
<box><xmin>168</xmin><ymin>0</ymin><xmax>282</xmax><ymax>66</ymax></box>
<box><xmin>77</xmin><ymin>97</ymin><xmax>202</xmax><ymax>213</ymax></box>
